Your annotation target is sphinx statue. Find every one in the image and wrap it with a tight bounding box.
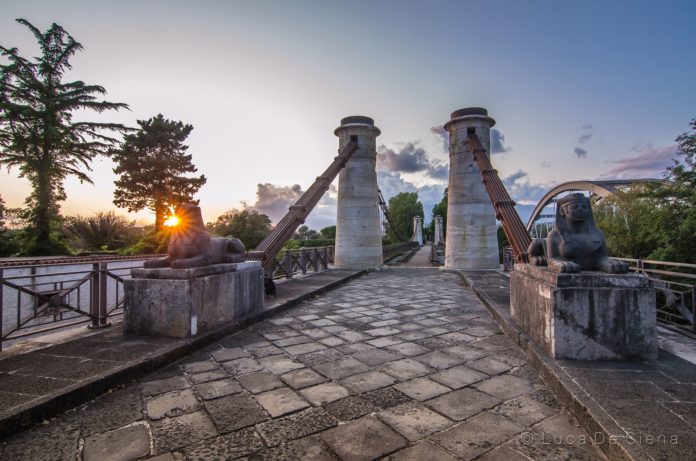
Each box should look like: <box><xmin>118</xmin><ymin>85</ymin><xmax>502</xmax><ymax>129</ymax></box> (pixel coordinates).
<box><xmin>144</xmin><ymin>203</ymin><xmax>246</xmax><ymax>269</ymax></box>
<box><xmin>528</xmin><ymin>193</ymin><xmax>628</xmax><ymax>274</ymax></box>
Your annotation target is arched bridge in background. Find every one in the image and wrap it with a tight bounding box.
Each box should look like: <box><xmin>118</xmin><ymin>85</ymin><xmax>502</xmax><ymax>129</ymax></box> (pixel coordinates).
<box><xmin>526</xmin><ymin>178</ymin><xmax>664</xmax><ymax>238</ymax></box>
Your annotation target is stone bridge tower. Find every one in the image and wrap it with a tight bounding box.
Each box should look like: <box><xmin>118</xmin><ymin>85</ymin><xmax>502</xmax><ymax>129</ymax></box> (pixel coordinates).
<box><xmin>433</xmin><ymin>215</ymin><xmax>444</xmax><ymax>246</ymax></box>
<box><xmin>444</xmin><ymin>107</ymin><xmax>499</xmax><ymax>269</ymax></box>
<box><xmin>412</xmin><ymin>216</ymin><xmax>424</xmax><ymax>246</ymax></box>
<box><xmin>334</xmin><ymin>116</ymin><xmax>383</xmax><ymax>268</ymax></box>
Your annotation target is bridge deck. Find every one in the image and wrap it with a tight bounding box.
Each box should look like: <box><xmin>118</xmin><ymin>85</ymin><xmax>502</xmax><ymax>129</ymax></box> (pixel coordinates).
<box><xmin>396</xmin><ymin>244</ymin><xmax>433</xmax><ymax>268</ymax></box>
<box><xmin>0</xmin><ymin>268</ymin><xmax>606</xmax><ymax>460</ymax></box>
<box><xmin>462</xmin><ymin>270</ymin><xmax>696</xmax><ymax>461</ymax></box>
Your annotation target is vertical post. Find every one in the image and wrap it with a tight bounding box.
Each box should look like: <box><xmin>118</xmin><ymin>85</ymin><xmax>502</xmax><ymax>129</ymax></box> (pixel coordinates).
<box><xmin>433</xmin><ymin>215</ymin><xmax>443</xmax><ymax>246</ymax></box>
<box><xmin>99</xmin><ymin>262</ymin><xmax>108</xmax><ymax>326</ymax></box>
<box><xmin>89</xmin><ymin>262</ymin><xmax>99</xmax><ymax>328</ymax></box>
<box><xmin>334</xmin><ymin>116</ymin><xmax>383</xmax><ymax>268</ymax></box>
<box><xmin>443</xmin><ymin>107</ymin><xmax>499</xmax><ymax>269</ymax></box>
<box><xmin>284</xmin><ymin>251</ymin><xmax>293</xmax><ymax>279</ymax></box>
<box><xmin>299</xmin><ymin>248</ymin><xmax>307</xmax><ymax>274</ymax></box>
<box><xmin>88</xmin><ymin>262</ymin><xmax>110</xmax><ymax>329</ymax></box>
<box><xmin>692</xmin><ymin>285</ymin><xmax>695</xmax><ymax>333</ymax></box>
<box><xmin>412</xmin><ymin>216</ymin><xmax>424</xmax><ymax>246</ymax></box>
<box><xmin>0</xmin><ymin>269</ymin><xmax>4</xmax><ymax>351</ymax></box>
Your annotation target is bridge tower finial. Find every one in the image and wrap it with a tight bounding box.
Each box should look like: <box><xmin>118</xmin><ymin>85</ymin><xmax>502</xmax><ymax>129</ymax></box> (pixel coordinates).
<box><xmin>443</xmin><ymin>107</ymin><xmax>499</xmax><ymax>269</ymax></box>
<box><xmin>334</xmin><ymin>116</ymin><xmax>383</xmax><ymax>268</ymax></box>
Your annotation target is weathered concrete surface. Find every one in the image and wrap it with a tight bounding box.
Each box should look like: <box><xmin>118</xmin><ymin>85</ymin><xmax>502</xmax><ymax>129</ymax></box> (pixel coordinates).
<box><xmin>464</xmin><ymin>269</ymin><xmax>696</xmax><ymax>461</ymax></box>
<box><xmin>444</xmin><ymin>107</ymin><xmax>499</xmax><ymax>270</ymax></box>
<box><xmin>398</xmin><ymin>245</ymin><xmax>433</xmax><ymax>268</ymax></box>
<box><xmin>1</xmin><ymin>269</ymin><xmax>606</xmax><ymax>460</ymax></box>
<box><xmin>0</xmin><ymin>268</ymin><xmax>362</xmax><ymax>439</ymax></box>
<box><xmin>433</xmin><ymin>215</ymin><xmax>444</xmax><ymax>246</ymax></box>
<box><xmin>334</xmin><ymin>116</ymin><xmax>383</xmax><ymax>269</ymax></box>
<box><xmin>510</xmin><ymin>264</ymin><xmax>657</xmax><ymax>361</ymax></box>
<box><xmin>124</xmin><ymin>262</ymin><xmax>264</xmax><ymax>338</ymax></box>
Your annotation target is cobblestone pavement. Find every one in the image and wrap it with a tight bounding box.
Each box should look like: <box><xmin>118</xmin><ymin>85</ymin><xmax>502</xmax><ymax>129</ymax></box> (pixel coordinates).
<box><xmin>0</xmin><ymin>269</ymin><xmax>607</xmax><ymax>460</ymax></box>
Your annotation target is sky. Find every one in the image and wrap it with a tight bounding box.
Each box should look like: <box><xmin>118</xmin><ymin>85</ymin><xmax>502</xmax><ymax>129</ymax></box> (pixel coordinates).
<box><xmin>1</xmin><ymin>0</ymin><xmax>695</xmax><ymax>229</ymax></box>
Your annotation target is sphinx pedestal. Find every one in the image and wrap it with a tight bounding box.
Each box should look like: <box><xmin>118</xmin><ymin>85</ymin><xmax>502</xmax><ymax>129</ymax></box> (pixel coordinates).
<box><xmin>510</xmin><ymin>264</ymin><xmax>657</xmax><ymax>361</ymax></box>
<box><xmin>124</xmin><ymin>261</ymin><xmax>263</xmax><ymax>338</ymax></box>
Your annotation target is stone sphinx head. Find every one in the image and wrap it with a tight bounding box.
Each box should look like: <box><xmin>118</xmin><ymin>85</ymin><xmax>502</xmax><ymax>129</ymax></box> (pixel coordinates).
<box><xmin>555</xmin><ymin>193</ymin><xmax>602</xmax><ymax>243</ymax></box>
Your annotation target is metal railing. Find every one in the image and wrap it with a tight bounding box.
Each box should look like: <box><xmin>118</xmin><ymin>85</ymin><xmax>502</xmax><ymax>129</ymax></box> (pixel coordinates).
<box><xmin>615</xmin><ymin>258</ymin><xmax>696</xmax><ymax>333</ymax></box>
<box><xmin>259</xmin><ymin>246</ymin><xmax>334</xmax><ymax>280</ymax></box>
<box><xmin>1</xmin><ymin>241</ymin><xmax>425</xmax><ymax>349</ymax></box>
<box><xmin>1</xmin><ymin>257</ymin><xmax>151</xmax><ymax>350</ymax></box>
<box><xmin>383</xmin><ymin>241</ymin><xmax>420</xmax><ymax>262</ymax></box>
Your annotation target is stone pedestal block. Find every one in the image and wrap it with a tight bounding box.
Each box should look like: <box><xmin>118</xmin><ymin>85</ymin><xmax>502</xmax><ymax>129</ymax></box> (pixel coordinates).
<box><xmin>510</xmin><ymin>264</ymin><xmax>657</xmax><ymax>361</ymax></box>
<box><xmin>124</xmin><ymin>261</ymin><xmax>263</xmax><ymax>338</ymax></box>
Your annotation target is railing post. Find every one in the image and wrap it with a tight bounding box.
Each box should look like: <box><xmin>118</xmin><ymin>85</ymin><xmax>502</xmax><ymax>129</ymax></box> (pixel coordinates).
<box><xmin>311</xmin><ymin>248</ymin><xmax>319</xmax><ymax>272</ymax></box>
<box><xmin>299</xmin><ymin>248</ymin><xmax>307</xmax><ymax>274</ymax></box>
<box><xmin>284</xmin><ymin>251</ymin><xmax>293</xmax><ymax>279</ymax></box>
<box><xmin>89</xmin><ymin>262</ymin><xmax>99</xmax><ymax>328</ymax></box>
<box><xmin>692</xmin><ymin>285</ymin><xmax>696</xmax><ymax>333</ymax></box>
<box><xmin>88</xmin><ymin>262</ymin><xmax>110</xmax><ymax>329</ymax></box>
<box><xmin>0</xmin><ymin>268</ymin><xmax>4</xmax><ymax>351</ymax></box>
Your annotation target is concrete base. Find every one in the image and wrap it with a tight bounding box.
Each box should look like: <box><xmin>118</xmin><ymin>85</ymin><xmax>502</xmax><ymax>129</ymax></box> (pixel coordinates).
<box><xmin>510</xmin><ymin>264</ymin><xmax>657</xmax><ymax>361</ymax></box>
<box><xmin>124</xmin><ymin>261</ymin><xmax>263</xmax><ymax>338</ymax></box>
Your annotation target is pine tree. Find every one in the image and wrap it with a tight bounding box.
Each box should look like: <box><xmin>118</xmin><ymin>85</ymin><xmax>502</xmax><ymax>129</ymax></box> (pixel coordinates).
<box><xmin>112</xmin><ymin>114</ymin><xmax>207</xmax><ymax>231</ymax></box>
<box><xmin>0</xmin><ymin>19</ymin><xmax>130</xmax><ymax>255</ymax></box>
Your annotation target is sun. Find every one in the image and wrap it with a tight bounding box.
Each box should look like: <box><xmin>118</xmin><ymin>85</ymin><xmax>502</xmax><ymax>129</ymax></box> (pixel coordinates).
<box><xmin>164</xmin><ymin>207</ymin><xmax>180</xmax><ymax>227</ymax></box>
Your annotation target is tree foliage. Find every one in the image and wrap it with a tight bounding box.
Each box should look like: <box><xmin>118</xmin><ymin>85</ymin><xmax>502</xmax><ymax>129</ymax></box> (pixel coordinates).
<box><xmin>0</xmin><ymin>194</ymin><xmax>17</xmax><ymax>256</ymax></box>
<box><xmin>0</xmin><ymin>19</ymin><xmax>129</xmax><ymax>255</ymax></box>
<box><xmin>320</xmin><ymin>225</ymin><xmax>336</xmax><ymax>239</ymax></box>
<box><xmin>62</xmin><ymin>211</ymin><xmax>140</xmax><ymax>252</ymax></box>
<box><xmin>112</xmin><ymin>114</ymin><xmax>206</xmax><ymax>231</ymax></box>
<box><xmin>386</xmin><ymin>192</ymin><xmax>423</xmax><ymax>243</ymax></box>
<box><xmin>295</xmin><ymin>225</ymin><xmax>319</xmax><ymax>240</ymax></box>
<box><xmin>207</xmin><ymin>209</ymin><xmax>271</xmax><ymax>249</ymax></box>
<box><xmin>594</xmin><ymin>119</ymin><xmax>696</xmax><ymax>263</ymax></box>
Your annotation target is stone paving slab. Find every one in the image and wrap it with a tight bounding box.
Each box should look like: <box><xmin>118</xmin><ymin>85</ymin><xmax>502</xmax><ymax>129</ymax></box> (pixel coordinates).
<box><xmin>0</xmin><ymin>268</ymin><xmax>363</xmax><ymax>438</ymax></box>
<box><xmin>462</xmin><ymin>269</ymin><xmax>696</xmax><ymax>461</ymax></box>
<box><xmin>0</xmin><ymin>268</ymin><xmax>608</xmax><ymax>460</ymax></box>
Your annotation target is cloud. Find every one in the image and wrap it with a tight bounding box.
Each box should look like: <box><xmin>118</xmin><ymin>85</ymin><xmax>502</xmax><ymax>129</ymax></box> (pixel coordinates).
<box><xmin>577</xmin><ymin>133</ymin><xmax>593</xmax><ymax>144</ymax></box>
<box><xmin>600</xmin><ymin>144</ymin><xmax>678</xmax><ymax>179</ymax></box>
<box><xmin>377</xmin><ymin>142</ymin><xmax>448</xmax><ymax>180</ymax></box>
<box><xmin>377</xmin><ymin>171</ymin><xmax>445</xmax><ymax>221</ymax></box>
<box><xmin>377</xmin><ymin>143</ymin><xmax>431</xmax><ymax>173</ymax></box>
<box><xmin>428</xmin><ymin>164</ymin><xmax>449</xmax><ymax>180</ymax></box>
<box><xmin>574</xmin><ymin>124</ymin><xmax>593</xmax><ymax>154</ymax></box>
<box><xmin>502</xmin><ymin>169</ymin><xmax>553</xmax><ymax>204</ymax></box>
<box><xmin>490</xmin><ymin>129</ymin><xmax>511</xmax><ymax>154</ymax></box>
<box><xmin>430</xmin><ymin>125</ymin><xmax>448</xmax><ymax>152</ymax></box>
<box><xmin>252</xmin><ymin>183</ymin><xmax>302</xmax><ymax>222</ymax></box>
<box><xmin>245</xmin><ymin>182</ymin><xmax>337</xmax><ymax>230</ymax></box>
